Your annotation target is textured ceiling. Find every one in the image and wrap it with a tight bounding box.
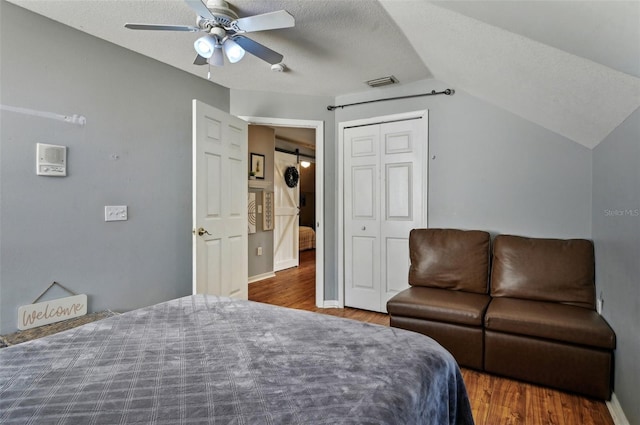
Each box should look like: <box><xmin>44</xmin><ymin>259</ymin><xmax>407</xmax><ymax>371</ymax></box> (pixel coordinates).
<box><xmin>432</xmin><ymin>1</ymin><xmax>640</xmax><ymax>78</ymax></box>
<box><xmin>380</xmin><ymin>0</ymin><xmax>640</xmax><ymax>149</ymax></box>
<box><xmin>6</xmin><ymin>0</ymin><xmax>640</xmax><ymax>149</ymax></box>
<box><xmin>5</xmin><ymin>0</ymin><xmax>432</xmax><ymax>97</ymax></box>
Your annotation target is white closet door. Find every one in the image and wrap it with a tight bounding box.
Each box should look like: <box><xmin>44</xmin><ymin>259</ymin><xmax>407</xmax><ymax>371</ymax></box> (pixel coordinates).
<box><xmin>344</xmin><ymin>125</ymin><xmax>381</xmax><ymax>311</ymax></box>
<box><xmin>380</xmin><ymin>119</ymin><xmax>424</xmax><ymax>309</ymax></box>
<box><xmin>344</xmin><ymin>118</ymin><xmax>425</xmax><ymax>312</ymax></box>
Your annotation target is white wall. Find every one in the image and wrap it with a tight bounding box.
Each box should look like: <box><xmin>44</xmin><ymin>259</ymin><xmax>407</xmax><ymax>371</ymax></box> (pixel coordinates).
<box><xmin>0</xmin><ymin>1</ymin><xmax>229</xmax><ymax>333</ymax></box>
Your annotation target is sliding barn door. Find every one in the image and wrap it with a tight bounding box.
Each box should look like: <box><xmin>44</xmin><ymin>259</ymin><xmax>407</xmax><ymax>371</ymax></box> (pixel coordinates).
<box><xmin>344</xmin><ymin>118</ymin><xmax>426</xmax><ymax>312</ymax></box>
<box><xmin>273</xmin><ymin>151</ymin><xmax>300</xmax><ymax>271</ymax></box>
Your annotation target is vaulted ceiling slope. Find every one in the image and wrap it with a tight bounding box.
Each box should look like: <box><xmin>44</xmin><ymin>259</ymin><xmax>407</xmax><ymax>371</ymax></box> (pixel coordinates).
<box><xmin>6</xmin><ymin>0</ymin><xmax>640</xmax><ymax>149</ymax></box>
<box><xmin>381</xmin><ymin>1</ymin><xmax>640</xmax><ymax>149</ymax></box>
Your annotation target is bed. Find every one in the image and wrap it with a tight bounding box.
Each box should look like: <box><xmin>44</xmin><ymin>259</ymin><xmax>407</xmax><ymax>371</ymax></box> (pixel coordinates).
<box><xmin>299</xmin><ymin>225</ymin><xmax>316</xmax><ymax>251</ymax></box>
<box><xmin>0</xmin><ymin>295</ymin><xmax>474</xmax><ymax>425</ymax></box>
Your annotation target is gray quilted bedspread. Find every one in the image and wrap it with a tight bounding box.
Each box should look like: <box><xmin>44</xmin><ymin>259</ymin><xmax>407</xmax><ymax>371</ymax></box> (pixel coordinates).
<box><xmin>0</xmin><ymin>295</ymin><xmax>474</xmax><ymax>424</ymax></box>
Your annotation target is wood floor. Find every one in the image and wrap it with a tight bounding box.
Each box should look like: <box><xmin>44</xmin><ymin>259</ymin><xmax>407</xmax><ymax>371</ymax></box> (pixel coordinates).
<box><xmin>248</xmin><ymin>249</ymin><xmax>614</xmax><ymax>425</ymax></box>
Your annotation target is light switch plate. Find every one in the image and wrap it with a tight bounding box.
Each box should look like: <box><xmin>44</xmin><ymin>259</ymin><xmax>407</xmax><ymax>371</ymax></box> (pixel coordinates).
<box><xmin>105</xmin><ymin>205</ymin><xmax>127</xmax><ymax>221</ymax></box>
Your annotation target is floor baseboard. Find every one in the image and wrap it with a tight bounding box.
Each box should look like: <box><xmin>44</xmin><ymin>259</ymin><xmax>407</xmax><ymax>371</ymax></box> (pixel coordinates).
<box><xmin>248</xmin><ymin>272</ymin><xmax>276</xmax><ymax>284</ymax></box>
<box><xmin>607</xmin><ymin>393</ymin><xmax>630</xmax><ymax>425</ymax></box>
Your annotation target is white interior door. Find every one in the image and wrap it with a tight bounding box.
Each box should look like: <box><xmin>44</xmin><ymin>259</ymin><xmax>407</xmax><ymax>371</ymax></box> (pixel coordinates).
<box><xmin>273</xmin><ymin>151</ymin><xmax>299</xmax><ymax>271</ymax></box>
<box><xmin>192</xmin><ymin>99</ymin><xmax>248</xmax><ymax>299</ymax></box>
<box><xmin>379</xmin><ymin>120</ymin><xmax>424</xmax><ymax>308</ymax></box>
<box><xmin>344</xmin><ymin>125</ymin><xmax>381</xmax><ymax>310</ymax></box>
<box><xmin>344</xmin><ymin>118</ymin><xmax>426</xmax><ymax>312</ymax></box>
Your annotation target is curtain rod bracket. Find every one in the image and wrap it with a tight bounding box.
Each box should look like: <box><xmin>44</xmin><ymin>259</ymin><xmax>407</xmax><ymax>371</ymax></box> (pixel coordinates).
<box><xmin>1</xmin><ymin>104</ymin><xmax>86</xmax><ymax>126</ymax></box>
<box><xmin>327</xmin><ymin>88</ymin><xmax>455</xmax><ymax>111</ymax></box>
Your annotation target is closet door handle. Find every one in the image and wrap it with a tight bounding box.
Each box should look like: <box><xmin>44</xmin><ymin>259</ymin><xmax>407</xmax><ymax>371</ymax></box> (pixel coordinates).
<box><xmin>361</xmin><ymin>226</ymin><xmax>366</xmax><ymax>231</ymax></box>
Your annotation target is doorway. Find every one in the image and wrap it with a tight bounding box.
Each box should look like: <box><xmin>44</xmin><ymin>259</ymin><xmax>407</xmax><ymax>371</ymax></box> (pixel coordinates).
<box><xmin>242</xmin><ymin>116</ymin><xmax>324</xmax><ymax>309</ymax></box>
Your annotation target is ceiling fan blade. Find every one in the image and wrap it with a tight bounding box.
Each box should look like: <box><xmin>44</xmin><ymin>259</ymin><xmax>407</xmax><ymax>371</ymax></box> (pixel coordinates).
<box><xmin>184</xmin><ymin>0</ymin><xmax>215</xmax><ymax>20</ymax></box>
<box><xmin>193</xmin><ymin>54</ymin><xmax>208</xmax><ymax>65</ymax></box>
<box><xmin>233</xmin><ymin>35</ymin><xmax>284</xmax><ymax>65</ymax></box>
<box><xmin>125</xmin><ymin>23</ymin><xmax>200</xmax><ymax>32</ymax></box>
<box><xmin>232</xmin><ymin>10</ymin><xmax>294</xmax><ymax>33</ymax></box>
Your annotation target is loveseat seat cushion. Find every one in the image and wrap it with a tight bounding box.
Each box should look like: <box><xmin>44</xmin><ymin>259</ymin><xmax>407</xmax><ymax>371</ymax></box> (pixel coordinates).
<box><xmin>490</xmin><ymin>235</ymin><xmax>595</xmax><ymax>309</ymax></box>
<box><xmin>387</xmin><ymin>286</ymin><xmax>490</xmax><ymax>327</ymax></box>
<box><xmin>485</xmin><ymin>298</ymin><xmax>616</xmax><ymax>349</ymax></box>
<box><xmin>409</xmin><ymin>228</ymin><xmax>490</xmax><ymax>294</ymax></box>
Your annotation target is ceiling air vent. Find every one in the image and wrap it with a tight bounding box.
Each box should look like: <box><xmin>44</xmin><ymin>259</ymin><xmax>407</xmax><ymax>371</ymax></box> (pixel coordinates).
<box><xmin>366</xmin><ymin>75</ymin><xmax>399</xmax><ymax>88</ymax></box>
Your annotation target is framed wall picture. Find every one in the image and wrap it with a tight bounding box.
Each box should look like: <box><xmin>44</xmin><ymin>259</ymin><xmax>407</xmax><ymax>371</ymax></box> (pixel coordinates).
<box><xmin>247</xmin><ymin>192</ymin><xmax>256</xmax><ymax>234</ymax></box>
<box><xmin>263</xmin><ymin>191</ymin><xmax>274</xmax><ymax>231</ymax></box>
<box><xmin>250</xmin><ymin>153</ymin><xmax>265</xmax><ymax>179</ymax></box>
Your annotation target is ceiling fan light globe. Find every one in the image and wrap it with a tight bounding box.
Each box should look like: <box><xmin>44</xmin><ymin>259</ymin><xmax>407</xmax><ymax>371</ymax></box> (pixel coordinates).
<box><xmin>194</xmin><ymin>36</ymin><xmax>215</xmax><ymax>59</ymax></box>
<box><xmin>224</xmin><ymin>38</ymin><xmax>245</xmax><ymax>63</ymax></box>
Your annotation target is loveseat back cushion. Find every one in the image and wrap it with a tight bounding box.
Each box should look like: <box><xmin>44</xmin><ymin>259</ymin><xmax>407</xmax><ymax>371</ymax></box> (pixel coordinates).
<box><xmin>491</xmin><ymin>235</ymin><xmax>595</xmax><ymax>309</ymax></box>
<box><xmin>408</xmin><ymin>229</ymin><xmax>490</xmax><ymax>294</ymax></box>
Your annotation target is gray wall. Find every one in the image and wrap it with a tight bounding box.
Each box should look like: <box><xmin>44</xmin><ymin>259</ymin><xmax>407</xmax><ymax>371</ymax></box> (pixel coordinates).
<box><xmin>592</xmin><ymin>107</ymin><xmax>640</xmax><ymax>424</ymax></box>
<box><xmin>299</xmin><ymin>163</ymin><xmax>316</xmax><ymax>228</ymax></box>
<box><xmin>232</xmin><ymin>81</ymin><xmax>593</xmax><ymax>302</ymax></box>
<box><xmin>332</xmin><ymin>79</ymin><xmax>592</xmax><ymax>296</ymax></box>
<box><xmin>0</xmin><ymin>2</ymin><xmax>229</xmax><ymax>333</ymax></box>
<box><xmin>230</xmin><ymin>90</ymin><xmax>335</xmax><ymax>298</ymax></box>
<box><xmin>248</xmin><ymin>125</ymin><xmax>275</xmax><ymax>279</ymax></box>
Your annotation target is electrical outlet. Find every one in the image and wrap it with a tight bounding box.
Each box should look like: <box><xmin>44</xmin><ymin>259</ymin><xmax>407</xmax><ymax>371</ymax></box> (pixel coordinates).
<box><xmin>257</xmin><ymin>246</ymin><xmax>263</xmax><ymax>256</ymax></box>
<box><xmin>105</xmin><ymin>205</ymin><xmax>128</xmax><ymax>222</ymax></box>
<box><xmin>597</xmin><ymin>297</ymin><xmax>603</xmax><ymax>315</ymax></box>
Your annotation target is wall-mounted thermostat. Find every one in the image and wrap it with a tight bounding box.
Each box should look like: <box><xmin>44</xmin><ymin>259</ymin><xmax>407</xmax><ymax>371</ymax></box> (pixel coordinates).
<box><xmin>37</xmin><ymin>143</ymin><xmax>67</xmax><ymax>176</ymax></box>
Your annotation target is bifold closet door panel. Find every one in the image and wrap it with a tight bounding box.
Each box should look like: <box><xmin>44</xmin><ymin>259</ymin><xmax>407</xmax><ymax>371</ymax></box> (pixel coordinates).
<box><xmin>380</xmin><ymin>119</ymin><xmax>425</xmax><ymax>311</ymax></box>
<box><xmin>344</xmin><ymin>125</ymin><xmax>382</xmax><ymax>311</ymax></box>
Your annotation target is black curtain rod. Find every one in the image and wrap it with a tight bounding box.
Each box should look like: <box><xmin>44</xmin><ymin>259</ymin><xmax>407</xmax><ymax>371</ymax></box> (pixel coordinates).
<box><xmin>327</xmin><ymin>88</ymin><xmax>455</xmax><ymax>111</ymax></box>
<box><xmin>275</xmin><ymin>147</ymin><xmax>316</xmax><ymax>160</ymax></box>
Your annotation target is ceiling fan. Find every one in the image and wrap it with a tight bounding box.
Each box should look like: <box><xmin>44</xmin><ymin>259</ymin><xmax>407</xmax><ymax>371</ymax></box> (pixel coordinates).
<box><xmin>125</xmin><ymin>0</ymin><xmax>294</xmax><ymax>67</ymax></box>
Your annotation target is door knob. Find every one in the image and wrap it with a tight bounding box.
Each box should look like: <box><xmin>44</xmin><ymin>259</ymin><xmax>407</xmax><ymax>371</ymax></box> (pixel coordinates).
<box><xmin>193</xmin><ymin>227</ymin><xmax>211</xmax><ymax>236</ymax></box>
<box><xmin>361</xmin><ymin>226</ymin><xmax>366</xmax><ymax>231</ymax></box>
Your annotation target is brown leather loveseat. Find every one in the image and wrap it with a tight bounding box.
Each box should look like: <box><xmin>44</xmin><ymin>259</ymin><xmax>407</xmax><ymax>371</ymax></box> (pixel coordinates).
<box><xmin>387</xmin><ymin>229</ymin><xmax>616</xmax><ymax>400</ymax></box>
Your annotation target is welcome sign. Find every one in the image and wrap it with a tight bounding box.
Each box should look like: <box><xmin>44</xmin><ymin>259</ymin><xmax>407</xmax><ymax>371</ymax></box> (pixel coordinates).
<box><xmin>18</xmin><ymin>294</ymin><xmax>87</xmax><ymax>330</ymax></box>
